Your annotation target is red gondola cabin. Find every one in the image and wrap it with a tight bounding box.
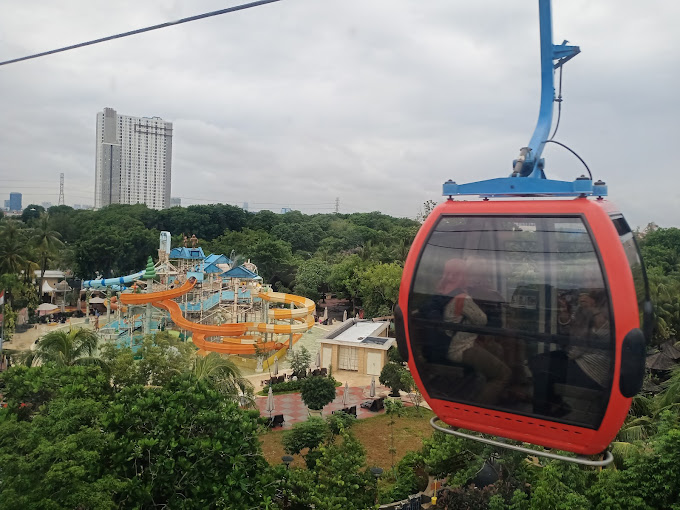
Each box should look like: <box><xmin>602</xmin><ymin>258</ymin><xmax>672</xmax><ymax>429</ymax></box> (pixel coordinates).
<box><xmin>395</xmin><ymin>198</ymin><xmax>651</xmax><ymax>455</ymax></box>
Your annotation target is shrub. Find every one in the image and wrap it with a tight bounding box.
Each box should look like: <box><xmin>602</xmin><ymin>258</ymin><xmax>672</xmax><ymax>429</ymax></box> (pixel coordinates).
<box><xmin>382</xmin><ymin>451</ymin><xmax>427</xmax><ymax>503</ymax></box>
<box><xmin>289</xmin><ymin>346</ymin><xmax>312</xmax><ymax>378</ymax></box>
<box><xmin>300</xmin><ymin>376</ymin><xmax>336</xmax><ymax>410</ymax></box>
<box><xmin>270</xmin><ymin>379</ymin><xmax>303</xmax><ymax>393</ymax></box>
<box><xmin>326</xmin><ymin>410</ymin><xmax>356</xmax><ymax>435</ymax></box>
<box><xmin>283</xmin><ymin>417</ymin><xmax>328</xmax><ymax>455</ymax></box>
<box><xmin>379</xmin><ymin>362</ymin><xmax>410</xmax><ymax>396</ymax></box>
<box><xmin>387</xmin><ymin>346</ymin><xmax>404</xmax><ymax>364</ymax></box>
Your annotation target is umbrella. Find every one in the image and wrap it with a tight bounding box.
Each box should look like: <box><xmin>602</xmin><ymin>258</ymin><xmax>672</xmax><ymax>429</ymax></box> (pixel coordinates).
<box><xmin>266</xmin><ymin>386</ymin><xmax>275</xmax><ymax>418</ymax></box>
<box><xmin>36</xmin><ymin>303</ymin><xmax>58</xmax><ymax>311</ymax></box>
<box><xmin>370</xmin><ymin>376</ymin><xmax>376</xmax><ymax>398</ymax></box>
<box><xmin>315</xmin><ymin>349</ymin><xmax>321</xmax><ymax>369</ymax></box>
<box><xmin>273</xmin><ymin>356</ymin><xmax>279</xmax><ymax>376</ymax></box>
<box><xmin>342</xmin><ymin>381</ymin><xmax>350</xmax><ymax>406</ymax></box>
<box><xmin>343</xmin><ymin>310</ymin><xmax>348</xmax><ymax>322</ymax></box>
<box><xmin>89</xmin><ymin>297</ymin><xmax>106</xmax><ymax>304</ymax></box>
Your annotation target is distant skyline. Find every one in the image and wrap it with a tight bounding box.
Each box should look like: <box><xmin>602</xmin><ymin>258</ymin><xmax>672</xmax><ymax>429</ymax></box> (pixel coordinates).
<box><xmin>0</xmin><ymin>0</ymin><xmax>678</xmax><ymax>227</ymax></box>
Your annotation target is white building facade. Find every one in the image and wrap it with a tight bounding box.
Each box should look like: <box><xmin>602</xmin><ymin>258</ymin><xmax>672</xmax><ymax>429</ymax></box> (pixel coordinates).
<box><xmin>94</xmin><ymin>107</ymin><xmax>173</xmax><ymax>210</ymax></box>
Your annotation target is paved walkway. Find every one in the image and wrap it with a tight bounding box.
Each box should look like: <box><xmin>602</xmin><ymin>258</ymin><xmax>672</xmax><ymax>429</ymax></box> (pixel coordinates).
<box><xmin>255</xmin><ymin>378</ymin><xmax>391</xmax><ymax>428</ymax></box>
<box><xmin>3</xmin><ymin>317</ymin><xmax>97</xmax><ymax>352</ymax></box>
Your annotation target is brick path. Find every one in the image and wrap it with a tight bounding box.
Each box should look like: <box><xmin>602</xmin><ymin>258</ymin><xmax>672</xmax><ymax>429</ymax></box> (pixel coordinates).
<box><xmin>256</xmin><ymin>384</ymin><xmax>388</xmax><ymax>428</ymax></box>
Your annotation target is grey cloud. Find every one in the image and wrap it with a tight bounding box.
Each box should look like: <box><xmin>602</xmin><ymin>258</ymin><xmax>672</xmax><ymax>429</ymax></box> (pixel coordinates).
<box><xmin>0</xmin><ymin>0</ymin><xmax>678</xmax><ymax>227</ymax></box>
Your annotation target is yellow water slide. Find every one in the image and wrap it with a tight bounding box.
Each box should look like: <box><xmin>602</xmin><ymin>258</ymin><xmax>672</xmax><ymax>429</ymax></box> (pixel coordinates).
<box><xmin>119</xmin><ymin>277</ymin><xmax>316</xmax><ymax>354</ymax></box>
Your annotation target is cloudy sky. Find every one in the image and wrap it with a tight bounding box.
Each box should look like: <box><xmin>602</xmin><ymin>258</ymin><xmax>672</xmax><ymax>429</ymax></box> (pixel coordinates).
<box><xmin>1</xmin><ymin>0</ymin><xmax>678</xmax><ymax>227</ymax></box>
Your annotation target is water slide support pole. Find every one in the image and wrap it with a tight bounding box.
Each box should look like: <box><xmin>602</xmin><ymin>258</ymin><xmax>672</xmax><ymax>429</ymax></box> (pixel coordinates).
<box><xmin>106</xmin><ymin>288</ymin><xmax>111</xmax><ymax>325</ymax></box>
<box><xmin>289</xmin><ymin>302</ymin><xmax>294</xmax><ymax>351</ymax></box>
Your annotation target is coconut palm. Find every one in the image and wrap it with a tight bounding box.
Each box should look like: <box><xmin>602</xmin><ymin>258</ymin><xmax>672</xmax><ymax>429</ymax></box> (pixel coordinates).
<box><xmin>0</xmin><ymin>220</ymin><xmax>32</xmax><ymax>276</ymax></box>
<box><xmin>31</xmin><ymin>213</ymin><xmax>64</xmax><ymax>294</ymax></box>
<box><xmin>612</xmin><ymin>365</ymin><xmax>680</xmax><ymax>466</ymax></box>
<box><xmin>28</xmin><ymin>327</ymin><xmax>100</xmax><ymax>367</ymax></box>
<box><xmin>193</xmin><ymin>352</ymin><xmax>254</xmax><ymax>406</ymax></box>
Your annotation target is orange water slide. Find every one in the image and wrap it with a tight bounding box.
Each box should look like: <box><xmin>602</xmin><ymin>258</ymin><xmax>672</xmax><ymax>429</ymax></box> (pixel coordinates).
<box><xmin>260</xmin><ymin>292</ymin><xmax>316</xmax><ymax>319</ymax></box>
<box><xmin>190</xmin><ymin>332</ymin><xmax>303</xmax><ymax>355</ymax></box>
<box><xmin>118</xmin><ymin>277</ymin><xmax>314</xmax><ymax>355</ymax></box>
<box><xmin>119</xmin><ymin>278</ymin><xmax>197</xmax><ymax>305</ymax></box>
<box><xmin>152</xmin><ymin>299</ymin><xmax>314</xmax><ymax>336</ymax></box>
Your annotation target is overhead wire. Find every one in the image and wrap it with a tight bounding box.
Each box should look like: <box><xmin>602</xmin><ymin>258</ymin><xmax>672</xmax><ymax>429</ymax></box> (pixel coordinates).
<box><xmin>543</xmin><ymin>63</ymin><xmax>594</xmax><ymax>180</ymax></box>
<box><xmin>0</xmin><ymin>0</ymin><xmax>282</xmax><ymax>67</ymax></box>
<box><xmin>543</xmin><ymin>140</ymin><xmax>592</xmax><ymax>180</ymax></box>
<box><xmin>548</xmin><ymin>65</ymin><xmax>563</xmax><ymax>141</ymax></box>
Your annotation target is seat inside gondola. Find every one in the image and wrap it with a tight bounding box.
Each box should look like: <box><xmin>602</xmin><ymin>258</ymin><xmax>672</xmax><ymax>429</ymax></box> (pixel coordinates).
<box><xmin>408</xmin><ymin>214</ymin><xmax>618</xmax><ymax>430</ymax></box>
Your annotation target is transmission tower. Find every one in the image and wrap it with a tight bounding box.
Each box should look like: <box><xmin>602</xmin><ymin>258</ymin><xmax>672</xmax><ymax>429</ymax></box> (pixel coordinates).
<box><xmin>335</xmin><ymin>197</ymin><xmax>340</xmax><ymax>214</ymax></box>
<box><xmin>58</xmin><ymin>173</ymin><xmax>65</xmax><ymax>205</ymax></box>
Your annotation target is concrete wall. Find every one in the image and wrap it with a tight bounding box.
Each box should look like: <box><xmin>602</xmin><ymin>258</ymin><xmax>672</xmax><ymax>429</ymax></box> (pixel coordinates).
<box><xmin>322</xmin><ymin>342</ymin><xmax>390</xmax><ymax>376</ymax></box>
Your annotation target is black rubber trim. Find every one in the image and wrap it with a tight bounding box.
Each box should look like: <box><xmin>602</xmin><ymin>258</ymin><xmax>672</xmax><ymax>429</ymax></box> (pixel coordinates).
<box><xmin>620</xmin><ymin>328</ymin><xmax>645</xmax><ymax>398</ymax></box>
<box><xmin>394</xmin><ymin>304</ymin><xmax>408</xmax><ymax>362</ymax></box>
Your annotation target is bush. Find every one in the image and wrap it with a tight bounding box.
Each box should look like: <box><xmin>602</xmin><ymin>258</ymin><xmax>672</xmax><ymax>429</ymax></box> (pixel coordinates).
<box><xmin>379</xmin><ymin>362</ymin><xmax>410</xmax><ymax>396</ymax></box>
<box><xmin>381</xmin><ymin>451</ymin><xmax>427</xmax><ymax>503</ymax></box>
<box><xmin>270</xmin><ymin>379</ymin><xmax>303</xmax><ymax>393</ymax></box>
<box><xmin>289</xmin><ymin>346</ymin><xmax>312</xmax><ymax>377</ymax></box>
<box><xmin>283</xmin><ymin>417</ymin><xmax>328</xmax><ymax>455</ymax></box>
<box><xmin>326</xmin><ymin>410</ymin><xmax>356</xmax><ymax>435</ymax></box>
<box><xmin>387</xmin><ymin>346</ymin><xmax>404</xmax><ymax>364</ymax></box>
<box><xmin>300</xmin><ymin>376</ymin><xmax>337</xmax><ymax>410</ymax></box>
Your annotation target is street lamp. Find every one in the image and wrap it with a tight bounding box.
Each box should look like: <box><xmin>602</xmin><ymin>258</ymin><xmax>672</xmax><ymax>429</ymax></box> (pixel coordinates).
<box><xmin>281</xmin><ymin>455</ymin><xmax>294</xmax><ymax>509</ymax></box>
<box><xmin>281</xmin><ymin>455</ymin><xmax>294</xmax><ymax>470</ymax></box>
<box><xmin>370</xmin><ymin>466</ymin><xmax>383</xmax><ymax>506</ymax></box>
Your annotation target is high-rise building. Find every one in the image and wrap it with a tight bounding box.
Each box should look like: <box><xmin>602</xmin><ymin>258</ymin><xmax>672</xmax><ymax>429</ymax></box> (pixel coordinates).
<box><xmin>94</xmin><ymin>107</ymin><xmax>173</xmax><ymax>210</ymax></box>
<box><xmin>9</xmin><ymin>192</ymin><xmax>22</xmax><ymax>212</ymax></box>
<box><xmin>170</xmin><ymin>197</ymin><xmax>182</xmax><ymax>207</ymax></box>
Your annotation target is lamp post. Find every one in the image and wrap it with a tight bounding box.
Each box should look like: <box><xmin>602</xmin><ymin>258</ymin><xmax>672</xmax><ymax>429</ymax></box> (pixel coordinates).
<box><xmin>370</xmin><ymin>466</ymin><xmax>383</xmax><ymax>506</ymax></box>
<box><xmin>281</xmin><ymin>455</ymin><xmax>294</xmax><ymax>508</ymax></box>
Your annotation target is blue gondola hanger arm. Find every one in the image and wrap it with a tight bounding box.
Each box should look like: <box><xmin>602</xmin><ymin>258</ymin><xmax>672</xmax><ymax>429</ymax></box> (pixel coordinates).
<box><xmin>520</xmin><ymin>0</ymin><xmax>580</xmax><ymax>178</ymax></box>
<box><xmin>444</xmin><ymin>0</ymin><xmax>595</xmax><ymax>198</ymax></box>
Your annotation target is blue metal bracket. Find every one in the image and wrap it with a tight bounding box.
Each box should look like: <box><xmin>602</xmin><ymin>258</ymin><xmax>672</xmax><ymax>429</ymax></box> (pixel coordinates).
<box><xmin>553</xmin><ymin>40</ymin><xmax>580</xmax><ymax>68</ymax></box>
<box><xmin>443</xmin><ymin>0</ymin><xmax>588</xmax><ymax>198</ymax></box>
<box><xmin>443</xmin><ymin>177</ymin><xmax>607</xmax><ymax>198</ymax></box>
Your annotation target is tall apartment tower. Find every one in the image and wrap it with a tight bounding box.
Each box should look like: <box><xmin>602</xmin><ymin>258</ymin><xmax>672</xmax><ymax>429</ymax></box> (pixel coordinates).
<box><xmin>94</xmin><ymin>107</ymin><xmax>173</xmax><ymax>210</ymax></box>
<box><xmin>9</xmin><ymin>192</ymin><xmax>22</xmax><ymax>212</ymax></box>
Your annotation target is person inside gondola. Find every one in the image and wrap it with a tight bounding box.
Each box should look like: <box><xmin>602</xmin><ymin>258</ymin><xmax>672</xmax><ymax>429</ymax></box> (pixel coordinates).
<box><xmin>467</xmin><ymin>258</ymin><xmax>529</xmax><ymax>400</ymax></box>
<box><xmin>440</xmin><ymin>259</ymin><xmax>511</xmax><ymax>405</ymax></box>
<box><xmin>530</xmin><ymin>288</ymin><xmax>611</xmax><ymax>422</ymax></box>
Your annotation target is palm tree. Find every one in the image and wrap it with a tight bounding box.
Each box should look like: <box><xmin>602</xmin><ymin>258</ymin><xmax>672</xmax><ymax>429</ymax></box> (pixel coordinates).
<box><xmin>28</xmin><ymin>328</ymin><xmax>100</xmax><ymax>367</ymax></box>
<box><xmin>0</xmin><ymin>220</ymin><xmax>32</xmax><ymax>276</ymax></box>
<box><xmin>31</xmin><ymin>213</ymin><xmax>64</xmax><ymax>296</ymax></box>
<box><xmin>193</xmin><ymin>352</ymin><xmax>254</xmax><ymax>406</ymax></box>
<box><xmin>612</xmin><ymin>364</ymin><xmax>680</xmax><ymax>466</ymax></box>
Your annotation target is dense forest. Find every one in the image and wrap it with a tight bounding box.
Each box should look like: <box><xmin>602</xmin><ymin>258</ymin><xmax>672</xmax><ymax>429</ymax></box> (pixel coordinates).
<box><xmin>0</xmin><ymin>203</ymin><xmax>419</xmax><ymax>329</ymax></box>
<box><xmin>2</xmin><ymin>203</ymin><xmax>679</xmax><ymax>341</ymax></box>
<box><xmin>1</xmin><ymin>204</ymin><xmax>679</xmax><ymax>509</ymax></box>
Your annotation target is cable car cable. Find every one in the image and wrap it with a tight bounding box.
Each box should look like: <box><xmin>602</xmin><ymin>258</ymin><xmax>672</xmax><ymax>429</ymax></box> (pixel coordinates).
<box><xmin>0</xmin><ymin>0</ymin><xmax>282</xmax><ymax>67</ymax></box>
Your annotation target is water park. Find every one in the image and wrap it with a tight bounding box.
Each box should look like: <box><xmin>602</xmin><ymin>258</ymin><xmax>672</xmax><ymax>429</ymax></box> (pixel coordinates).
<box><xmin>85</xmin><ymin>231</ymin><xmax>317</xmax><ymax>373</ymax></box>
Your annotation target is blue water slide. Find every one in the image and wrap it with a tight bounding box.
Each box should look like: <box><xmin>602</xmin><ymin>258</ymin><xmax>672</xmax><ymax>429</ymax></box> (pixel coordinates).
<box><xmin>82</xmin><ymin>270</ymin><xmax>145</xmax><ymax>289</ymax></box>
